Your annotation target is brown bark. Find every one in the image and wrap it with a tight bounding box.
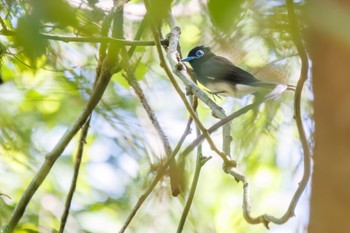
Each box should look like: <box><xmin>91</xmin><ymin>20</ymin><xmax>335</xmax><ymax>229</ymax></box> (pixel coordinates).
<box><xmin>309</xmin><ymin>3</ymin><xmax>350</xmax><ymax>232</ymax></box>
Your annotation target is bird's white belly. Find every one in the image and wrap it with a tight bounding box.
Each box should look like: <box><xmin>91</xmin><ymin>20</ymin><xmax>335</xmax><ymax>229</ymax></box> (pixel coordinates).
<box><xmin>205</xmin><ymin>82</ymin><xmax>259</xmax><ymax>98</ymax></box>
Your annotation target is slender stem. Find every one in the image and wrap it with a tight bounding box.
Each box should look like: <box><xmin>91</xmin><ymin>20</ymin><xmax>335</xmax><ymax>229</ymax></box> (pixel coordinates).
<box><xmin>127</xmin><ymin>15</ymin><xmax>148</xmax><ymax>57</ymax></box>
<box><xmin>0</xmin><ymin>29</ymin><xmax>167</xmax><ymax>46</ymax></box>
<box><xmin>118</xmin><ymin>98</ymin><xmax>260</xmax><ymax>233</ymax></box>
<box><xmin>122</xmin><ymin>62</ymin><xmax>180</xmax><ymax>195</ymax></box>
<box><xmin>144</xmin><ymin>0</ymin><xmax>234</xmax><ymax>167</ymax></box>
<box><xmin>226</xmin><ymin>0</ymin><xmax>311</xmax><ymax>227</ymax></box>
<box><xmin>5</xmin><ymin>54</ymin><xmax>113</xmax><ymax>233</ymax></box>
<box><xmin>59</xmin><ymin>117</ymin><xmax>91</xmax><ymax>233</ymax></box>
<box><xmin>0</xmin><ymin>193</ymin><xmax>11</xmax><ymax>200</ymax></box>
<box><xmin>0</xmin><ymin>17</ymin><xmax>8</xmax><ymax>31</ymax></box>
<box><xmin>118</xmin><ymin>160</ymin><xmax>166</xmax><ymax>233</ymax></box>
<box><xmin>165</xmin><ymin>13</ymin><xmax>232</xmax><ymax>160</ymax></box>
<box><xmin>182</xmin><ymin>100</ymin><xmax>263</xmax><ymax>156</ymax></box>
<box><xmin>118</xmin><ymin>113</ymin><xmax>194</xmax><ymax>233</ymax></box>
<box><xmin>177</xmin><ymin>100</ymin><xmax>204</xmax><ymax>233</ymax></box>
<box><xmin>58</xmin><ymin>8</ymin><xmax>116</xmax><ymax>232</ymax></box>
<box><xmin>4</xmin><ymin>6</ymin><xmax>123</xmax><ymax>233</ymax></box>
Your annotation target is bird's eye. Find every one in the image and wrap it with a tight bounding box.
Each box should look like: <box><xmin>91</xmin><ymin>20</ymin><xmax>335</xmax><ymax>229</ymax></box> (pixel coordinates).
<box><xmin>196</xmin><ymin>50</ymin><xmax>205</xmax><ymax>57</ymax></box>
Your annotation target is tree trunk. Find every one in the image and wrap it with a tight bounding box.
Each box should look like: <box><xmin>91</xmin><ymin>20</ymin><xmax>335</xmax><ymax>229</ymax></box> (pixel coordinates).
<box><xmin>309</xmin><ymin>2</ymin><xmax>350</xmax><ymax>232</ymax></box>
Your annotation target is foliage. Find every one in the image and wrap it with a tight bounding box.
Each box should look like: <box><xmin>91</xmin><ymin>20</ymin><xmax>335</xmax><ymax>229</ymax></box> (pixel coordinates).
<box><xmin>0</xmin><ymin>0</ymin><xmax>312</xmax><ymax>233</ymax></box>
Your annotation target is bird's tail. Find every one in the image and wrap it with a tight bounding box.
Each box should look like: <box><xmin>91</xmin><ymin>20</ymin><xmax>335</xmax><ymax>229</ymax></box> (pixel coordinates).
<box><xmin>265</xmin><ymin>83</ymin><xmax>288</xmax><ymax>99</ymax></box>
<box><xmin>251</xmin><ymin>81</ymin><xmax>295</xmax><ymax>100</ymax></box>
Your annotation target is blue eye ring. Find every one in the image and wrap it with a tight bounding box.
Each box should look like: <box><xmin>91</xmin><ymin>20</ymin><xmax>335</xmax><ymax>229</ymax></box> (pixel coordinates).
<box><xmin>196</xmin><ymin>50</ymin><xmax>205</xmax><ymax>57</ymax></box>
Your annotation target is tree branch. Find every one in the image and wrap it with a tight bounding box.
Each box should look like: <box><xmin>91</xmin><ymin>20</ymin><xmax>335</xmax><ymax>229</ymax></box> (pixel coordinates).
<box><xmin>164</xmin><ymin>12</ymin><xmax>232</xmax><ymax>168</ymax></box>
<box><xmin>122</xmin><ymin>62</ymin><xmax>181</xmax><ymax>195</ymax></box>
<box><xmin>181</xmin><ymin>100</ymin><xmax>264</xmax><ymax>156</ymax></box>
<box><xmin>4</xmin><ymin>56</ymin><xmax>113</xmax><ymax>233</ymax></box>
<box><xmin>118</xmin><ymin>97</ymin><xmax>262</xmax><ymax>233</ymax></box>
<box><xmin>177</xmin><ymin>103</ymin><xmax>209</xmax><ymax>233</ymax></box>
<box><xmin>58</xmin><ymin>7</ymin><xmax>118</xmax><ymax>232</ymax></box>
<box><xmin>127</xmin><ymin>15</ymin><xmax>149</xmax><ymax>57</ymax></box>
<box><xmin>58</xmin><ymin>117</ymin><xmax>90</xmax><ymax>233</ymax></box>
<box><xmin>144</xmin><ymin>1</ymin><xmax>235</xmax><ymax>168</ymax></box>
<box><xmin>224</xmin><ymin>0</ymin><xmax>311</xmax><ymax>228</ymax></box>
<box><xmin>118</xmin><ymin>98</ymin><xmax>196</xmax><ymax>233</ymax></box>
<box><xmin>0</xmin><ymin>17</ymin><xmax>8</xmax><ymax>31</ymax></box>
<box><xmin>0</xmin><ymin>29</ymin><xmax>167</xmax><ymax>46</ymax></box>
<box><xmin>3</xmin><ymin>7</ymin><xmax>124</xmax><ymax>232</ymax></box>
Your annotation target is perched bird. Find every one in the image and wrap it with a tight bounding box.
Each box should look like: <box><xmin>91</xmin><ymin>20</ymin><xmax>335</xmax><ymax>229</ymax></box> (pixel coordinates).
<box><xmin>182</xmin><ymin>45</ymin><xmax>295</xmax><ymax>99</ymax></box>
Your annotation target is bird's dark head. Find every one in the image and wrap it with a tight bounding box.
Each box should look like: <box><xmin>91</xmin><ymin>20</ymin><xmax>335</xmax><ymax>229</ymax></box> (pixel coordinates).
<box><xmin>182</xmin><ymin>45</ymin><xmax>213</xmax><ymax>63</ymax></box>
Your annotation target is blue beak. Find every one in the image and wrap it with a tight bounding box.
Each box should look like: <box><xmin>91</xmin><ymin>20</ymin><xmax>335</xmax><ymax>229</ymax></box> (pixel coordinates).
<box><xmin>181</xmin><ymin>56</ymin><xmax>196</xmax><ymax>62</ymax></box>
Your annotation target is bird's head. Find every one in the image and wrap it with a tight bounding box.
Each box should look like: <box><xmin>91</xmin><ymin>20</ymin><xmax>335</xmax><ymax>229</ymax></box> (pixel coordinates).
<box><xmin>182</xmin><ymin>45</ymin><xmax>212</xmax><ymax>63</ymax></box>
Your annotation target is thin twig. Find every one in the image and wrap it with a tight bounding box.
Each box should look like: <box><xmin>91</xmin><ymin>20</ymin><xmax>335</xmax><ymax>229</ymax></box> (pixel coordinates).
<box><xmin>122</xmin><ymin>11</ymin><xmax>181</xmax><ymax>195</ymax></box>
<box><xmin>58</xmin><ymin>8</ymin><xmax>117</xmax><ymax>232</ymax></box>
<box><xmin>118</xmin><ymin>97</ymin><xmax>196</xmax><ymax>233</ymax></box>
<box><xmin>253</xmin><ymin>53</ymin><xmax>299</xmax><ymax>76</ymax></box>
<box><xmin>0</xmin><ymin>193</ymin><xmax>11</xmax><ymax>200</ymax></box>
<box><xmin>225</xmin><ymin>0</ymin><xmax>311</xmax><ymax>228</ymax></box>
<box><xmin>144</xmin><ymin>0</ymin><xmax>235</xmax><ymax>168</ymax></box>
<box><xmin>177</xmin><ymin>97</ymin><xmax>209</xmax><ymax>233</ymax></box>
<box><xmin>59</xmin><ymin>117</ymin><xmax>91</xmax><ymax>233</ymax></box>
<box><xmin>96</xmin><ymin>11</ymin><xmax>115</xmax><ymax>76</ymax></box>
<box><xmin>118</xmin><ymin>88</ymin><xmax>198</xmax><ymax>233</ymax></box>
<box><xmin>182</xmin><ymin>100</ymin><xmax>264</xmax><ymax>156</ymax></box>
<box><xmin>173</xmin><ymin>113</ymin><xmax>194</xmax><ymax>158</ymax></box>
<box><xmin>0</xmin><ymin>17</ymin><xmax>8</xmax><ymax>31</ymax></box>
<box><xmin>164</xmin><ymin>13</ymin><xmax>232</xmax><ymax>160</ymax></box>
<box><xmin>0</xmin><ymin>29</ymin><xmax>167</xmax><ymax>46</ymax></box>
<box><xmin>177</xmin><ymin>150</ymin><xmax>209</xmax><ymax>233</ymax></box>
<box><xmin>122</xmin><ymin>62</ymin><xmax>181</xmax><ymax>195</ymax></box>
<box><xmin>4</xmin><ymin>55</ymin><xmax>113</xmax><ymax>233</ymax></box>
<box><xmin>118</xmin><ymin>159</ymin><xmax>168</xmax><ymax>233</ymax></box>
<box><xmin>118</xmin><ymin>97</ymin><xmax>261</xmax><ymax>233</ymax></box>
<box><xmin>127</xmin><ymin>15</ymin><xmax>148</xmax><ymax>57</ymax></box>
<box><xmin>3</xmin><ymin>14</ymin><xmax>122</xmax><ymax>233</ymax></box>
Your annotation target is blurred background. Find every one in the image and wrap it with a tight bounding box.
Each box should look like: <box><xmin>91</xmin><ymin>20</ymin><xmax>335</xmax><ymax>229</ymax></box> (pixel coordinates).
<box><xmin>0</xmin><ymin>0</ymin><xmax>316</xmax><ymax>232</ymax></box>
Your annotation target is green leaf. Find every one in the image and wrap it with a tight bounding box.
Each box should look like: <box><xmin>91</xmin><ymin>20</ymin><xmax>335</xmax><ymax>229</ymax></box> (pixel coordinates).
<box><xmin>32</xmin><ymin>0</ymin><xmax>77</xmax><ymax>27</ymax></box>
<box><xmin>208</xmin><ymin>0</ymin><xmax>244</xmax><ymax>33</ymax></box>
<box><xmin>15</xmin><ymin>15</ymin><xmax>48</xmax><ymax>66</ymax></box>
<box><xmin>149</xmin><ymin>0</ymin><xmax>172</xmax><ymax>25</ymax></box>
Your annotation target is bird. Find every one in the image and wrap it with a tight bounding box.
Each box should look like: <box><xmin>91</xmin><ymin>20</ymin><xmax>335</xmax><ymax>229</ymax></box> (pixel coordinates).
<box><xmin>182</xmin><ymin>45</ymin><xmax>295</xmax><ymax>99</ymax></box>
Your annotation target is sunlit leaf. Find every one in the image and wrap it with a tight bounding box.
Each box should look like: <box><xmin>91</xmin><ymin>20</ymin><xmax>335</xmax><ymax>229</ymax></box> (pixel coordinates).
<box><xmin>15</xmin><ymin>15</ymin><xmax>48</xmax><ymax>66</ymax></box>
<box><xmin>32</xmin><ymin>0</ymin><xmax>78</xmax><ymax>27</ymax></box>
<box><xmin>149</xmin><ymin>0</ymin><xmax>172</xmax><ymax>26</ymax></box>
<box><xmin>208</xmin><ymin>0</ymin><xmax>244</xmax><ymax>33</ymax></box>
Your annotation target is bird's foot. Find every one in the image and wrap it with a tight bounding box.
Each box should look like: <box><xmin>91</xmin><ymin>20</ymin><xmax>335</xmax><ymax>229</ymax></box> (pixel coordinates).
<box><xmin>207</xmin><ymin>90</ymin><xmax>224</xmax><ymax>101</ymax></box>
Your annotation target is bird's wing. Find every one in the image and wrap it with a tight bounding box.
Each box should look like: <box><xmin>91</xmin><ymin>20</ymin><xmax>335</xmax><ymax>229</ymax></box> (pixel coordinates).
<box><xmin>199</xmin><ymin>56</ymin><xmax>290</xmax><ymax>98</ymax></box>
<box><xmin>200</xmin><ymin>56</ymin><xmax>260</xmax><ymax>85</ymax></box>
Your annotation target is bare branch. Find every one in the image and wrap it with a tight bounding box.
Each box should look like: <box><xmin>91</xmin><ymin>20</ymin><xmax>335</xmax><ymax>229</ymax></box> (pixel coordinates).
<box><xmin>164</xmin><ymin>13</ymin><xmax>233</xmax><ymax>167</ymax></box>
<box><xmin>4</xmin><ymin>54</ymin><xmax>113</xmax><ymax>233</ymax></box>
<box><xmin>0</xmin><ymin>29</ymin><xmax>167</xmax><ymax>46</ymax></box>
<box><xmin>0</xmin><ymin>193</ymin><xmax>11</xmax><ymax>200</ymax></box>
<box><xmin>225</xmin><ymin>0</ymin><xmax>311</xmax><ymax>227</ymax></box>
<box><xmin>118</xmin><ymin>96</ymin><xmax>262</xmax><ymax>233</ymax></box>
<box><xmin>58</xmin><ymin>8</ymin><xmax>118</xmax><ymax>232</ymax></box>
<box><xmin>59</xmin><ymin>117</ymin><xmax>91</xmax><ymax>233</ymax></box>
<box><xmin>0</xmin><ymin>17</ymin><xmax>8</xmax><ymax>31</ymax></box>
<box><xmin>177</xmin><ymin>102</ymin><xmax>205</xmax><ymax>233</ymax></box>
<box><xmin>182</xmin><ymin>100</ymin><xmax>264</xmax><ymax>156</ymax></box>
<box><xmin>118</xmin><ymin>99</ymin><xmax>196</xmax><ymax>233</ymax></box>
<box><xmin>122</xmin><ymin>63</ymin><xmax>181</xmax><ymax>195</ymax></box>
<box><xmin>3</xmin><ymin>6</ymin><xmax>125</xmax><ymax>231</ymax></box>
<box><xmin>127</xmin><ymin>15</ymin><xmax>149</xmax><ymax>57</ymax></box>
<box><xmin>144</xmin><ymin>1</ymin><xmax>235</xmax><ymax>168</ymax></box>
